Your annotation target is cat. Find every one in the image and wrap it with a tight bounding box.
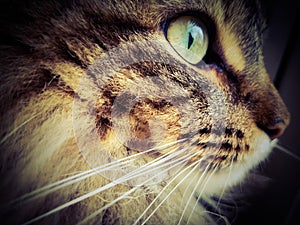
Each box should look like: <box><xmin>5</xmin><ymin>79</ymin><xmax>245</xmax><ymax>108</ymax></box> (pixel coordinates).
<box><xmin>0</xmin><ymin>0</ymin><xmax>290</xmax><ymax>224</ymax></box>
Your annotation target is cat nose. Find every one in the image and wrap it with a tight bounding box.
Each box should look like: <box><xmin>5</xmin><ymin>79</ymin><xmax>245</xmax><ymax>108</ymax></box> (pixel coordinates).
<box><xmin>259</xmin><ymin>119</ymin><xmax>288</xmax><ymax>140</ymax></box>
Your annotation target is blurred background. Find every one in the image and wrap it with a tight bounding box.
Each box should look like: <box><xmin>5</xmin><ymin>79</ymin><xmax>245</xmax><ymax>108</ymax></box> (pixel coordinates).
<box><xmin>233</xmin><ymin>0</ymin><xmax>300</xmax><ymax>224</ymax></box>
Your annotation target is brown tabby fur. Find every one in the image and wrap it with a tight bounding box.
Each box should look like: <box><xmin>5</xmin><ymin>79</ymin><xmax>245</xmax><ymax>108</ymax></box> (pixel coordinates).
<box><xmin>0</xmin><ymin>0</ymin><xmax>290</xmax><ymax>224</ymax></box>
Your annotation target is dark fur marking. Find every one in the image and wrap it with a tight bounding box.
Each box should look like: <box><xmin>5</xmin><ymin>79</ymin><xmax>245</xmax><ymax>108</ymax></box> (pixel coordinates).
<box><xmin>221</xmin><ymin>141</ymin><xmax>232</xmax><ymax>150</ymax></box>
<box><xmin>198</xmin><ymin>127</ymin><xmax>211</xmax><ymax>134</ymax></box>
<box><xmin>244</xmin><ymin>92</ymin><xmax>251</xmax><ymax>102</ymax></box>
<box><xmin>40</xmin><ymin>69</ymin><xmax>60</xmax><ymax>86</ymax></box>
<box><xmin>197</xmin><ymin>140</ymin><xmax>238</xmax><ymax>152</ymax></box>
<box><xmin>102</xmin><ymin>208</ymin><xmax>119</xmax><ymax>225</ymax></box>
<box><xmin>197</xmin><ymin>142</ymin><xmax>207</xmax><ymax>147</ymax></box>
<box><xmin>232</xmin><ymin>154</ymin><xmax>238</xmax><ymax>162</ymax></box>
<box><xmin>226</xmin><ymin>71</ymin><xmax>240</xmax><ymax>105</ymax></box>
<box><xmin>96</xmin><ymin>117</ymin><xmax>112</xmax><ymax>138</ymax></box>
<box><xmin>235</xmin><ymin>145</ymin><xmax>241</xmax><ymax>152</ymax></box>
<box><xmin>170</xmin><ymin>76</ymin><xmax>189</xmax><ymax>88</ymax></box>
<box><xmin>154</xmin><ymin>99</ymin><xmax>170</xmax><ymax>108</ymax></box>
<box><xmin>245</xmin><ymin>144</ymin><xmax>250</xmax><ymax>151</ymax></box>
<box><xmin>149</xmin><ymin>99</ymin><xmax>171</xmax><ymax>109</ymax></box>
<box><xmin>191</xmin><ymin>88</ymin><xmax>207</xmax><ymax>102</ymax></box>
<box><xmin>63</xmin><ymin>43</ymin><xmax>88</xmax><ymax>69</ymax></box>
<box><xmin>225</xmin><ymin>127</ymin><xmax>234</xmax><ymax>136</ymax></box>
<box><xmin>101</xmin><ymin>85</ymin><xmax>120</xmax><ymax>105</ymax></box>
<box><xmin>130</xmin><ymin>63</ymin><xmax>160</xmax><ymax>77</ymax></box>
<box><xmin>218</xmin><ymin>155</ymin><xmax>228</xmax><ymax>160</ymax></box>
<box><xmin>41</xmin><ymin>69</ymin><xmax>74</xmax><ymax>95</ymax></box>
<box><xmin>197</xmin><ymin>141</ymin><xmax>232</xmax><ymax>151</ymax></box>
<box><xmin>236</xmin><ymin>130</ymin><xmax>244</xmax><ymax>139</ymax></box>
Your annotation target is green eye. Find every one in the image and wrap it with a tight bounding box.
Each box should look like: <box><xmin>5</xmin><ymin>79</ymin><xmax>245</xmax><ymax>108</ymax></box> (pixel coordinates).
<box><xmin>166</xmin><ymin>16</ymin><xmax>209</xmax><ymax>64</ymax></box>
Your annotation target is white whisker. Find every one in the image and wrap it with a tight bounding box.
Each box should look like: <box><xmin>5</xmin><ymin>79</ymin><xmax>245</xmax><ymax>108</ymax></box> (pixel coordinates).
<box><xmin>0</xmin><ymin>113</ymin><xmax>41</xmax><ymax>145</ymax></box>
<box><xmin>8</xmin><ymin>139</ymin><xmax>188</xmax><ymax>207</ymax></box>
<box><xmin>21</xmin><ymin>141</ymin><xmax>193</xmax><ymax>225</ymax></box>
<box><xmin>275</xmin><ymin>142</ymin><xmax>300</xmax><ymax>161</ymax></box>
<box><xmin>76</xmin><ymin>149</ymin><xmax>196</xmax><ymax>225</ymax></box>
<box><xmin>216</xmin><ymin>157</ymin><xmax>234</xmax><ymax>210</ymax></box>
<box><xmin>137</xmin><ymin>158</ymin><xmax>202</xmax><ymax>225</ymax></box>
<box><xmin>7</xmin><ymin>158</ymin><xmax>136</xmax><ymax>207</ymax></box>
<box><xmin>179</xmin><ymin>156</ymin><xmax>203</xmax><ymax>209</ymax></box>
<box><xmin>21</xmin><ymin>178</ymin><xmax>123</xmax><ymax>225</ymax></box>
<box><xmin>203</xmin><ymin>210</ymin><xmax>230</xmax><ymax>225</ymax></box>
<box><xmin>180</xmin><ymin>177</ymin><xmax>194</xmax><ymax>209</ymax></box>
<box><xmin>115</xmin><ymin>139</ymin><xmax>197</xmax><ymax>184</ymax></box>
<box><xmin>186</xmin><ymin>166</ymin><xmax>218</xmax><ymax>225</ymax></box>
<box><xmin>110</xmin><ymin>145</ymin><xmax>198</xmax><ymax>192</ymax></box>
<box><xmin>177</xmin><ymin>162</ymin><xmax>210</xmax><ymax>225</ymax></box>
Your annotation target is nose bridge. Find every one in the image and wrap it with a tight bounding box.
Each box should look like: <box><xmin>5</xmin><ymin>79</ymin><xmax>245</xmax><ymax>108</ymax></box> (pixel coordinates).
<box><xmin>266</xmin><ymin>83</ymin><xmax>289</xmax><ymax>125</ymax></box>
<box><xmin>253</xmin><ymin>82</ymin><xmax>290</xmax><ymax>139</ymax></box>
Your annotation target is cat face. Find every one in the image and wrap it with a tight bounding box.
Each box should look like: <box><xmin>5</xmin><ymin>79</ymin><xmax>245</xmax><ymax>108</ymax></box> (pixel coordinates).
<box><xmin>0</xmin><ymin>0</ymin><xmax>290</xmax><ymax>224</ymax></box>
<box><xmin>76</xmin><ymin>0</ymin><xmax>290</xmax><ymax>174</ymax></box>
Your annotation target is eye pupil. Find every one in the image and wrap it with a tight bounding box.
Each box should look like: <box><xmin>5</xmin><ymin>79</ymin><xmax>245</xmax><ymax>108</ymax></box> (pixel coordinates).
<box><xmin>187</xmin><ymin>32</ymin><xmax>194</xmax><ymax>49</ymax></box>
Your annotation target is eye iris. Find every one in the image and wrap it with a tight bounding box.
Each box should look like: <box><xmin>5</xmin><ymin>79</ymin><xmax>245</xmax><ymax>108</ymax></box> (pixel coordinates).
<box><xmin>166</xmin><ymin>16</ymin><xmax>209</xmax><ymax>64</ymax></box>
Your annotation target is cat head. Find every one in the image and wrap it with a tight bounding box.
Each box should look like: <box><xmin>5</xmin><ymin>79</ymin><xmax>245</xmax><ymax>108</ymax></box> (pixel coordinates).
<box><xmin>0</xmin><ymin>0</ymin><xmax>290</xmax><ymax>224</ymax></box>
<box><xmin>58</xmin><ymin>0</ymin><xmax>290</xmax><ymax>175</ymax></box>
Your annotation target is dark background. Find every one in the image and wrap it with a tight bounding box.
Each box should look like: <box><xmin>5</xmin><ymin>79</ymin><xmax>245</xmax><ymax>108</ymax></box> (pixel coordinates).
<box><xmin>233</xmin><ymin>0</ymin><xmax>300</xmax><ymax>224</ymax></box>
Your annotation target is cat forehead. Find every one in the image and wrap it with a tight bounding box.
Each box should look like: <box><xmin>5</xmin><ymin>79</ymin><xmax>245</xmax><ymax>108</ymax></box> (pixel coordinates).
<box><xmin>102</xmin><ymin>0</ymin><xmax>265</xmax><ymax>29</ymax></box>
